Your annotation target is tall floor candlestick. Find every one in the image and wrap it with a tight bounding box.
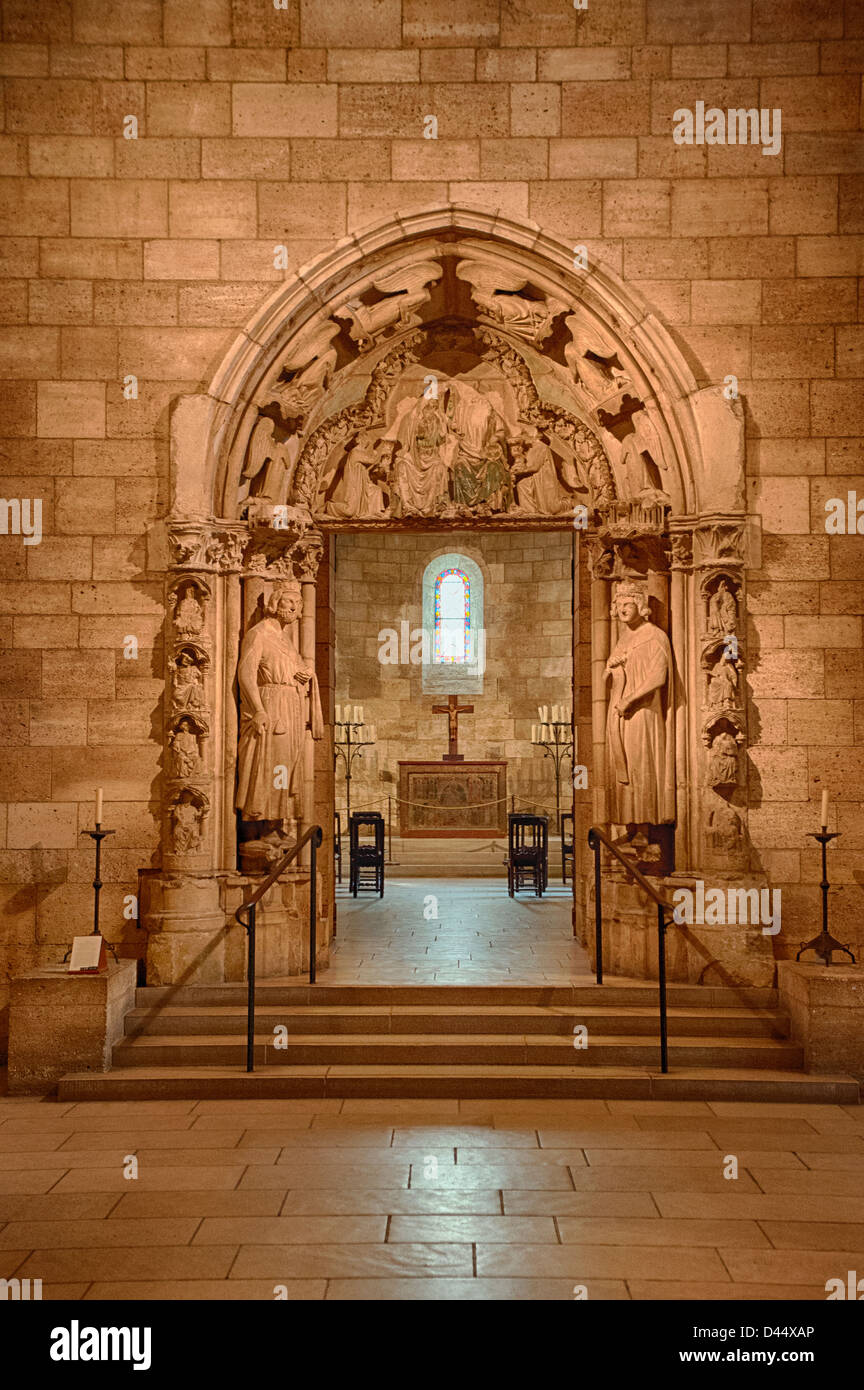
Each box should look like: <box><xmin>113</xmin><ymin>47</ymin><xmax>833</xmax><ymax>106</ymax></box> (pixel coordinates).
<box><xmin>796</xmin><ymin>828</ymin><xmax>856</xmax><ymax>967</ymax></box>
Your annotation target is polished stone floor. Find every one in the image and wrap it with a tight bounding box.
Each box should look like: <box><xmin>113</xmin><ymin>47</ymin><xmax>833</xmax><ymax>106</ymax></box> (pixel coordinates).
<box><xmin>1</xmin><ymin>1093</ymin><xmax>862</xmax><ymax>1300</ymax></box>
<box><xmin>326</xmin><ymin>877</ymin><xmax>589</xmax><ymax>985</ymax></box>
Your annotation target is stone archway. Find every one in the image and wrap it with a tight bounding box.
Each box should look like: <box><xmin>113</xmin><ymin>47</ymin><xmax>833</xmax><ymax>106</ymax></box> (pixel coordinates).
<box><xmin>144</xmin><ymin>205</ymin><xmax>771</xmax><ymax>991</ymax></box>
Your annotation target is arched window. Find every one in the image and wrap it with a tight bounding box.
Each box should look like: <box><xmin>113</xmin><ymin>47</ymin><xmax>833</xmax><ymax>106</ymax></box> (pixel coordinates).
<box><xmin>422</xmin><ymin>553</ymin><xmax>484</xmax><ymax>694</ymax></box>
<box><xmin>434</xmin><ymin>567</ymin><xmax>471</xmax><ymax>663</ymax></box>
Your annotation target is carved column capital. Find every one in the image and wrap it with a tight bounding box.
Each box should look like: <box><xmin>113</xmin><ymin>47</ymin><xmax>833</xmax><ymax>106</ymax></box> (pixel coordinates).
<box><xmin>692</xmin><ymin>514</ymin><xmax>747</xmax><ymax>571</ymax></box>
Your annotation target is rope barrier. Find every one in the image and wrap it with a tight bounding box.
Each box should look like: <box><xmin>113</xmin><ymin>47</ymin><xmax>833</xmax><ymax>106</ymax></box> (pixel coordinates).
<box><xmin>336</xmin><ymin>791</ymin><xmax>562</xmax><ymax>815</ymax></box>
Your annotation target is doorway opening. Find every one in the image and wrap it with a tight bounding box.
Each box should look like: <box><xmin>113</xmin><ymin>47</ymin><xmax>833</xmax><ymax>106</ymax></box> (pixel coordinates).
<box><xmin>324</xmin><ymin>525</ymin><xmax>590</xmax><ymax>985</ymax></box>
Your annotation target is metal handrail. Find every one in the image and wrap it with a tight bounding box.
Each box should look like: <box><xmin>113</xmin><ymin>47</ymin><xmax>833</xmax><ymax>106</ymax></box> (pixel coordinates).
<box><xmin>235</xmin><ymin>824</ymin><xmax>323</xmax><ymax>1073</ymax></box>
<box><xmin>587</xmin><ymin>825</ymin><xmax>677</xmax><ymax>1073</ymax></box>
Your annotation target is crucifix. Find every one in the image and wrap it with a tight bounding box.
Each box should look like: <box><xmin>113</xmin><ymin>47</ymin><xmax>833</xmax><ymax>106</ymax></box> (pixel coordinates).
<box><xmin>433</xmin><ymin>694</ymin><xmax>474</xmax><ymax>763</ymax></box>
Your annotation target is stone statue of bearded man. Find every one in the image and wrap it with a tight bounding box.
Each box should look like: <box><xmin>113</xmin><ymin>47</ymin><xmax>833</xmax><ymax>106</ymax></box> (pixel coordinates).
<box><xmin>235</xmin><ymin>581</ymin><xmax>323</xmax><ymax>835</ymax></box>
<box><xmin>604</xmin><ymin>580</ymin><xmax>675</xmax><ymax>834</ymax></box>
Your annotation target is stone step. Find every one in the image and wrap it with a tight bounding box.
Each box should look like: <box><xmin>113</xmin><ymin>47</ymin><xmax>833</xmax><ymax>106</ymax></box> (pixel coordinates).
<box><xmin>57</xmin><ymin>1065</ymin><xmax>861</xmax><ymax>1104</ymax></box>
<box><xmin>123</xmin><ymin>1004</ymin><xmax>790</xmax><ymax>1040</ymax></box>
<box><xmin>111</xmin><ymin>1032</ymin><xmax>804</xmax><ymax>1070</ymax></box>
<box><xmin>135</xmin><ymin>982</ymin><xmax>780</xmax><ymax>1010</ymax></box>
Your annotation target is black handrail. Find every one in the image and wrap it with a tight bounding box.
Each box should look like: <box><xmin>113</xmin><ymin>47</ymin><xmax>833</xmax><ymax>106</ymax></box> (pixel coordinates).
<box><xmin>234</xmin><ymin>824</ymin><xmax>323</xmax><ymax>1074</ymax></box>
<box><xmin>587</xmin><ymin>825</ymin><xmax>677</xmax><ymax>1074</ymax></box>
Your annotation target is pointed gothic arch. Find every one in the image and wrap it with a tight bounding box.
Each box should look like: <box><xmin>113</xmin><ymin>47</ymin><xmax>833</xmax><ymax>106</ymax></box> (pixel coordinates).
<box><xmin>148</xmin><ymin>205</ymin><xmax>769</xmax><ymax>993</ymax></box>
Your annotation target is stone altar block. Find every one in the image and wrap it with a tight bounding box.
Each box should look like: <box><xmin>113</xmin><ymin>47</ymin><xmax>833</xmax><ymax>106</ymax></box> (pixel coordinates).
<box><xmin>8</xmin><ymin>960</ymin><xmax>137</xmax><ymax>1095</ymax></box>
<box><xmin>398</xmin><ymin>761</ymin><xmax>507</xmax><ymax>837</ymax></box>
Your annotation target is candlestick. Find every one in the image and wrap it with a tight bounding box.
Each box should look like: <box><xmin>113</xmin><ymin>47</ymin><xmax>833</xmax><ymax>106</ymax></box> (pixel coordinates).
<box><xmin>63</xmin><ymin>820</ymin><xmax>119</xmax><ymax>964</ymax></box>
<box><xmin>797</xmin><ymin>828</ymin><xmax>855</xmax><ymax>967</ymax></box>
<box><xmin>820</xmin><ymin>789</ymin><xmax>829</xmax><ymax>830</ymax></box>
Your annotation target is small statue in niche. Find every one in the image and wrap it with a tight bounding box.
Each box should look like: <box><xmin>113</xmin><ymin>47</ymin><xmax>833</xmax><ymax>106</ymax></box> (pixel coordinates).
<box><xmin>708</xmin><ymin>578</ymin><xmax>738</xmax><ymax>637</ymax></box>
<box><xmin>169</xmin><ymin>719</ymin><xmax>200</xmax><ymax>778</ymax></box>
<box><xmin>173</xmin><ymin>651</ymin><xmax>206</xmax><ymax>713</ymax></box>
<box><xmin>173</xmin><ymin>588</ymin><xmax>204</xmax><ymax>640</ymax></box>
<box><xmin>707</xmin><ymin>730</ymin><xmax>739</xmax><ymax>788</ymax></box>
<box><xmin>708</xmin><ymin>658</ymin><xmax>739</xmax><ymax>710</ymax></box>
<box><xmin>172</xmin><ymin>796</ymin><xmax>202</xmax><ymax>854</ymax></box>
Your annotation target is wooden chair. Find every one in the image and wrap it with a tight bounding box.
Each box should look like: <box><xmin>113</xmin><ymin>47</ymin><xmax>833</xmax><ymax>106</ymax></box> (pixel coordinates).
<box><xmin>561</xmin><ymin>811</ymin><xmax>574</xmax><ymax>885</ymax></box>
<box><xmin>334</xmin><ymin>811</ymin><xmax>342</xmax><ymax>884</ymax></box>
<box><xmin>507</xmin><ymin>813</ymin><xmax>548</xmax><ymax>897</ymax></box>
<box><xmin>349</xmin><ymin>812</ymin><xmax>385</xmax><ymax>898</ymax></box>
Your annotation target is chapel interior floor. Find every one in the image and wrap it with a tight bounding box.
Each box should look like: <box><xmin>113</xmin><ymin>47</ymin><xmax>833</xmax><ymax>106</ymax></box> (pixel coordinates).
<box><xmin>324</xmin><ymin>876</ymin><xmax>589</xmax><ymax>985</ymax></box>
<box><xmin>1</xmin><ymin>1090</ymin><xmax>862</xmax><ymax>1301</ymax></box>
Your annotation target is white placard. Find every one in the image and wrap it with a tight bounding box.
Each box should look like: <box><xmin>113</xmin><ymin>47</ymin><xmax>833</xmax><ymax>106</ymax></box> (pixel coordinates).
<box><xmin>68</xmin><ymin>936</ymin><xmax>105</xmax><ymax>973</ymax></box>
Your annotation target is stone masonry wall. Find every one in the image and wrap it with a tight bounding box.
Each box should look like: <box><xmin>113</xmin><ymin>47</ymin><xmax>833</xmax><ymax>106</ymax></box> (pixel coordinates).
<box><xmin>332</xmin><ymin>529</ymin><xmax>574</xmax><ymax>822</ymax></box>
<box><xmin>0</xmin><ymin>0</ymin><xmax>862</xmax><ymax>1048</ymax></box>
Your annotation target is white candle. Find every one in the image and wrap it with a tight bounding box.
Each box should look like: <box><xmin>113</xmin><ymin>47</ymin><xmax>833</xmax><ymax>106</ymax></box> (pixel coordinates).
<box><xmin>537</xmin><ymin>705</ymin><xmax>543</xmax><ymax>720</ymax></box>
<box><xmin>335</xmin><ymin>704</ymin><xmax>342</xmax><ymax>724</ymax></box>
<box><xmin>531</xmin><ymin>723</ymin><xmax>537</xmax><ymax>743</ymax></box>
<box><xmin>357</xmin><ymin>705</ymin><xmax>363</xmax><ymax>723</ymax></box>
<box><xmin>369</xmin><ymin>724</ymin><xmax>376</xmax><ymax>742</ymax></box>
<box><xmin>541</xmin><ymin>705</ymin><xmax>548</xmax><ymax>724</ymax></box>
<box><xmin>821</xmin><ymin>789</ymin><xmax>829</xmax><ymax>830</ymax></box>
<box><xmin>95</xmin><ymin>787</ymin><xmax>103</xmax><ymax>825</ymax></box>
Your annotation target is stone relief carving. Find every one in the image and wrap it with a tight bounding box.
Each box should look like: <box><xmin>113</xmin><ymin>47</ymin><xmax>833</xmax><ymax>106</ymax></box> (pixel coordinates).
<box><xmin>266</xmin><ymin>320</ymin><xmax>340</xmax><ymax>422</ymax></box>
<box><xmin>241</xmin><ymin>416</ymin><xmax>298</xmax><ymax>519</ymax></box>
<box><xmin>334</xmin><ymin>261</ymin><xmax>443</xmax><ymax>350</ymax></box>
<box><xmin>707</xmin><ymin>657</ymin><xmax>740</xmax><ymax>710</ymax></box>
<box><xmin>455</xmin><ymin>260</ymin><xmax>567</xmax><ymax>345</ymax></box>
<box><xmin>706</xmin><ymin>800</ymin><xmax>743</xmax><ymax>854</ymax></box>
<box><xmin>172</xmin><ymin>582</ymin><xmax>206</xmax><ymax>640</ymax></box>
<box><xmin>706</xmin><ymin>575</ymin><xmax>739</xmax><ymax>637</ymax></box>
<box><xmin>706</xmin><ymin>730</ymin><xmax>740</xmax><ymax>789</ymax></box>
<box><xmin>694</xmin><ymin>520</ymin><xmax>746</xmax><ymax>567</ymax></box>
<box><xmin>168</xmin><ymin>525</ymin><xmax>248</xmax><ymax>573</ymax></box>
<box><xmin>169</xmin><ymin>718</ymin><xmax>203</xmax><ymax>778</ymax></box>
<box><xmin>171</xmin><ymin>648</ymin><xmax>207</xmax><ymax>715</ymax></box>
<box><xmin>564</xmin><ymin>310</ymin><xmax>631</xmax><ymax>403</ymax></box>
<box><xmin>170</xmin><ymin>788</ymin><xmax>208</xmax><ymax>856</ymax></box>
<box><xmin>668</xmin><ymin>531</ymin><xmax>693</xmax><ymax>570</ymax></box>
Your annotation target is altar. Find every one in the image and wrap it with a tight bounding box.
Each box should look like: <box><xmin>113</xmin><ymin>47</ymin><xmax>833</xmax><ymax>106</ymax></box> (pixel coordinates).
<box><xmin>397</xmin><ymin>761</ymin><xmax>507</xmax><ymax>838</ymax></box>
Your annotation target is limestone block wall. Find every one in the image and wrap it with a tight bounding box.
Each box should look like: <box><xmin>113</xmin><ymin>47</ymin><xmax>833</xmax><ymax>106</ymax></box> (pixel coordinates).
<box><xmin>0</xmin><ymin>0</ymin><xmax>862</xmax><ymax>1048</ymax></box>
<box><xmin>332</xmin><ymin>530</ymin><xmax>574</xmax><ymax>821</ymax></box>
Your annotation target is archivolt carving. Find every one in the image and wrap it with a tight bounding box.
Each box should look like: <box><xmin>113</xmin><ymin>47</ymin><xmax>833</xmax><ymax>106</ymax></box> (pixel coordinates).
<box><xmin>456</xmin><ymin>260</ymin><xmax>567</xmax><ymax>345</ymax></box>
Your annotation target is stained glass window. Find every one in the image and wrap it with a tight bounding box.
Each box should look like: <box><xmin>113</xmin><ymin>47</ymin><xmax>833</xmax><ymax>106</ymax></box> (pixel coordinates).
<box><xmin>434</xmin><ymin>568</ymin><xmax>470</xmax><ymax>663</ymax></box>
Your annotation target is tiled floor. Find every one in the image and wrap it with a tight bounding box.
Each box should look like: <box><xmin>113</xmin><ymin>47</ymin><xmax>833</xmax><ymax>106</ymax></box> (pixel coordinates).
<box><xmin>1</xmin><ymin>1093</ymin><xmax>863</xmax><ymax>1300</ymax></box>
<box><xmin>327</xmin><ymin>877</ymin><xmax>588</xmax><ymax>984</ymax></box>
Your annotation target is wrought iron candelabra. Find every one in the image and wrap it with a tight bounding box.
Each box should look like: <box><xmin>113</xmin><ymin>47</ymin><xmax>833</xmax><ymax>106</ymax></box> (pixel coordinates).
<box><xmin>531</xmin><ymin>705</ymin><xmax>573</xmax><ymax>836</ymax></box>
<box><xmin>333</xmin><ymin>704</ymin><xmax>375</xmax><ymax>826</ymax></box>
